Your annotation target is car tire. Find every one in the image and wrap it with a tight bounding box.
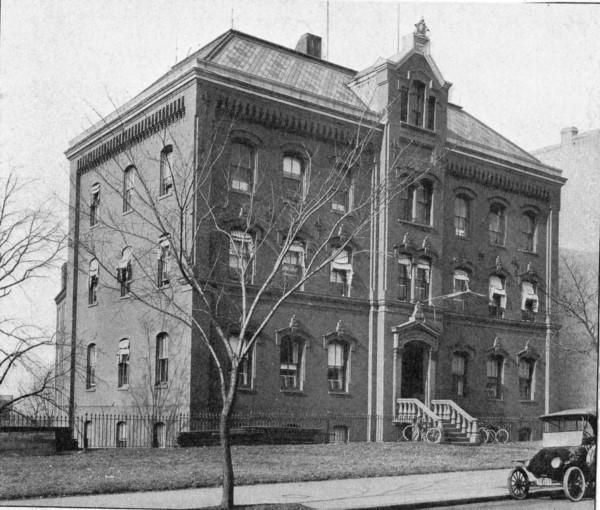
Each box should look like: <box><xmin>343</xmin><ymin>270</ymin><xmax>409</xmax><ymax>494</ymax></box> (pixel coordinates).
<box><xmin>563</xmin><ymin>466</ymin><xmax>586</xmax><ymax>502</ymax></box>
<box><xmin>507</xmin><ymin>467</ymin><xmax>529</xmax><ymax>500</ymax></box>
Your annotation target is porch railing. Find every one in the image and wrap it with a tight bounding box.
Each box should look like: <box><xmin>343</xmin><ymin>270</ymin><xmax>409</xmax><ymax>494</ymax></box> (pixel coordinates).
<box><xmin>431</xmin><ymin>399</ymin><xmax>479</xmax><ymax>443</ymax></box>
<box><xmin>395</xmin><ymin>398</ymin><xmax>442</xmax><ymax>428</ymax></box>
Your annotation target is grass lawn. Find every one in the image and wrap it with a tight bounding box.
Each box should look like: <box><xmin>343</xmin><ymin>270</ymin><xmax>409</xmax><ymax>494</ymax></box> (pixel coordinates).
<box><xmin>0</xmin><ymin>441</ymin><xmax>541</xmax><ymax>501</ymax></box>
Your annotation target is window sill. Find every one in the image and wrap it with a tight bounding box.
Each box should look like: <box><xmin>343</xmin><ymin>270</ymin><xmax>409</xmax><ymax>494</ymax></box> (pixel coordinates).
<box><xmin>328</xmin><ymin>390</ymin><xmax>351</xmax><ymax>397</ymax></box>
<box><xmin>455</xmin><ymin>234</ymin><xmax>471</xmax><ymax>241</ymax></box>
<box><xmin>86</xmin><ymin>387</ymin><xmax>96</xmax><ymax>392</ymax></box>
<box><xmin>155</xmin><ymin>382</ymin><xmax>168</xmax><ymax>389</ymax></box>
<box><xmin>280</xmin><ymin>389</ymin><xmax>304</xmax><ymax>396</ymax></box>
<box><xmin>237</xmin><ymin>386</ymin><xmax>256</xmax><ymax>394</ymax></box>
<box><xmin>158</xmin><ymin>192</ymin><xmax>173</xmax><ymax>201</ymax></box>
<box><xmin>486</xmin><ymin>397</ymin><xmax>504</xmax><ymax>402</ymax></box>
<box><xmin>89</xmin><ymin>224</ymin><xmax>99</xmax><ymax>231</ymax></box>
<box><xmin>88</xmin><ymin>302</ymin><xmax>98</xmax><ymax>308</ymax></box>
<box><xmin>518</xmin><ymin>249</ymin><xmax>539</xmax><ymax>256</ymax></box>
<box><xmin>399</xmin><ymin>121</ymin><xmax>436</xmax><ymax>136</ymax></box>
<box><xmin>117</xmin><ymin>385</ymin><xmax>129</xmax><ymax>391</ymax></box>
<box><xmin>230</xmin><ymin>188</ymin><xmax>253</xmax><ymax>196</ymax></box>
<box><xmin>120</xmin><ymin>293</ymin><xmax>131</xmax><ymax>300</ymax></box>
<box><xmin>489</xmin><ymin>242</ymin><xmax>506</xmax><ymax>249</ymax></box>
<box><xmin>397</xmin><ymin>218</ymin><xmax>434</xmax><ymax>230</ymax></box>
<box><xmin>331</xmin><ymin>207</ymin><xmax>351</xmax><ymax>216</ymax></box>
<box><xmin>122</xmin><ymin>209</ymin><xmax>133</xmax><ymax>216</ymax></box>
<box><xmin>519</xmin><ymin>399</ymin><xmax>538</xmax><ymax>405</ymax></box>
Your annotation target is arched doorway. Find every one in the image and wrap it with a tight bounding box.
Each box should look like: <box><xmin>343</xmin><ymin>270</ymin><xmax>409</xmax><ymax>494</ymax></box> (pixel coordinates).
<box><xmin>400</xmin><ymin>341</ymin><xmax>427</xmax><ymax>401</ymax></box>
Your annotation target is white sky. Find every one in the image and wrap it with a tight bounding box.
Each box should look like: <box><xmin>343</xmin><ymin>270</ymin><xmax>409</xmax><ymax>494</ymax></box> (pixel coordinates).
<box><xmin>1</xmin><ymin>0</ymin><xmax>599</xmax><ymax>342</ymax></box>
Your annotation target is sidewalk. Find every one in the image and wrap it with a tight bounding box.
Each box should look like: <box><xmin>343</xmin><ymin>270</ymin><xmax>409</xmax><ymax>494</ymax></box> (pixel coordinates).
<box><xmin>1</xmin><ymin>469</ymin><xmax>512</xmax><ymax>509</ymax></box>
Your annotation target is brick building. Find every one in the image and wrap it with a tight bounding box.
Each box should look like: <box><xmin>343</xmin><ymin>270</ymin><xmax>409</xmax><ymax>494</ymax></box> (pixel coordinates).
<box><xmin>59</xmin><ymin>21</ymin><xmax>565</xmax><ymax>443</ymax></box>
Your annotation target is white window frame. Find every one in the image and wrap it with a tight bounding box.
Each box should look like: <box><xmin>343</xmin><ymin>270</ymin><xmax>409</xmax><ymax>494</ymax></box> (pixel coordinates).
<box><xmin>123</xmin><ymin>166</ymin><xmax>135</xmax><ymax>213</ymax></box>
<box><xmin>454</xmin><ymin>196</ymin><xmax>470</xmax><ymax>237</ymax></box>
<box><xmin>157</xmin><ymin>236</ymin><xmax>171</xmax><ymax>287</ymax></box>
<box><xmin>327</xmin><ymin>341</ymin><xmax>350</xmax><ymax>392</ymax></box>
<box><xmin>397</xmin><ymin>255</ymin><xmax>412</xmax><ymax>302</ymax></box>
<box><xmin>90</xmin><ymin>183</ymin><xmax>100</xmax><ymax>227</ymax></box>
<box><xmin>518</xmin><ymin>357</ymin><xmax>536</xmax><ymax>401</ymax></box>
<box><xmin>229</xmin><ymin>231</ymin><xmax>254</xmax><ymax>283</ymax></box>
<box><xmin>160</xmin><ymin>145</ymin><xmax>174</xmax><ymax>196</ymax></box>
<box><xmin>280</xmin><ymin>336</ymin><xmax>305</xmax><ymax>391</ymax></box>
<box><xmin>117</xmin><ymin>247</ymin><xmax>133</xmax><ymax>296</ymax></box>
<box><xmin>86</xmin><ymin>343</ymin><xmax>96</xmax><ymax>389</ymax></box>
<box><xmin>88</xmin><ymin>259</ymin><xmax>99</xmax><ymax>305</ymax></box>
<box><xmin>117</xmin><ymin>339</ymin><xmax>130</xmax><ymax>388</ymax></box>
<box><xmin>156</xmin><ymin>334</ymin><xmax>169</xmax><ymax>386</ymax></box>
<box><xmin>282</xmin><ymin>242</ymin><xmax>305</xmax><ymax>290</ymax></box>
<box><xmin>489</xmin><ymin>275</ymin><xmax>506</xmax><ymax>316</ymax></box>
<box><xmin>330</xmin><ymin>248</ymin><xmax>353</xmax><ymax>297</ymax></box>
<box><xmin>230</xmin><ymin>142</ymin><xmax>255</xmax><ymax>193</ymax></box>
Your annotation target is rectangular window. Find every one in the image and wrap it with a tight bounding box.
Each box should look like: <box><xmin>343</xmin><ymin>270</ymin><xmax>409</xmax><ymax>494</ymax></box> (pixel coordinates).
<box><xmin>400</xmin><ymin>86</ymin><xmax>409</xmax><ymax>123</ymax></box>
<box><xmin>415</xmin><ymin>261</ymin><xmax>430</xmax><ymax>303</ymax></box>
<box><xmin>397</xmin><ymin>257</ymin><xmax>411</xmax><ymax>302</ymax></box>
<box><xmin>416</xmin><ymin>181</ymin><xmax>432</xmax><ymax>224</ymax></box>
<box><xmin>90</xmin><ymin>184</ymin><xmax>100</xmax><ymax>227</ymax></box>
<box><xmin>519</xmin><ymin>359</ymin><xmax>534</xmax><ymax>400</ymax></box>
<box><xmin>156</xmin><ymin>335</ymin><xmax>169</xmax><ymax>385</ymax></box>
<box><xmin>160</xmin><ymin>146</ymin><xmax>173</xmax><ymax>196</ymax></box>
<box><xmin>283</xmin><ymin>156</ymin><xmax>304</xmax><ymax>200</ymax></box>
<box><xmin>88</xmin><ymin>259</ymin><xmax>99</xmax><ymax>305</ymax></box>
<box><xmin>157</xmin><ymin>238</ymin><xmax>171</xmax><ymax>287</ymax></box>
<box><xmin>117</xmin><ymin>339</ymin><xmax>130</xmax><ymax>388</ymax></box>
<box><xmin>332</xmin><ymin>171</ymin><xmax>352</xmax><ymax>213</ymax></box>
<box><xmin>427</xmin><ymin>96</ymin><xmax>436</xmax><ymax>130</ymax></box>
<box><xmin>229</xmin><ymin>231</ymin><xmax>253</xmax><ymax>281</ymax></box>
<box><xmin>486</xmin><ymin>357</ymin><xmax>502</xmax><ymax>399</ymax></box>
<box><xmin>229</xmin><ymin>336</ymin><xmax>253</xmax><ymax>389</ymax></box>
<box><xmin>282</xmin><ymin>242</ymin><xmax>304</xmax><ymax>289</ymax></box>
<box><xmin>453</xmin><ymin>270</ymin><xmax>469</xmax><ymax>312</ymax></box>
<box><xmin>411</xmin><ymin>82</ymin><xmax>426</xmax><ymax>127</ymax></box>
<box><xmin>452</xmin><ymin>354</ymin><xmax>466</xmax><ymax>396</ymax></box>
<box><xmin>489</xmin><ymin>206</ymin><xmax>506</xmax><ymax>246</ymax></box>
<box><xmin>327</xmin><ymin>342</ymin><xmax>347</xmax><ymax>391</ymax></box>
<box><xmin>454</xmin><ymin>197</ymin><xmax>470</xmax><ymax>237</ymax></box>
<box><xmin>330</xmin><ymin>249</ymin><xmax>353</xmax><ymax>297</ymax></box>
<box><xmin>123</xmin><ymin>167</ymin><xmax>134</xmax><ymax>213</ymax></box>
<box><xmin>230</xmin><ymin>143</ymin><xmax>254</xmax><ymax>193</ymax></box>
<box><xmin>280</xmin><ymin>338</ymin><xmax>302</xmax><ymax>390</ymax></box>
<box><xmin>86</xmin><ymin>344</ymin><xmax>96</xmax><ymax>389</ymax></box>
<box><xmin>398</xmin><ymin>185</ymin><xmax>414</xmax><ymax>221</ymax></box>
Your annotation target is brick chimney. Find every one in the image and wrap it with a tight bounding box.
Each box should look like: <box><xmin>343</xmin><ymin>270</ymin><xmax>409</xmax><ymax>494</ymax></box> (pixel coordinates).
<box><xmin>560</xmin><ymin>126</ymin><xmax>578</xmax><ymax>146</ymax></box>
<box><xmin>295</xmin><ymin>33</ymin><xmax>322</xmax><ymax>59</ymax></box>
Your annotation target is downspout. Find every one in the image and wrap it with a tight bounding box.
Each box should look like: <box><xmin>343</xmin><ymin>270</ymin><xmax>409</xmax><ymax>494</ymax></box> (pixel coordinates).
<box><xmin>545</xmin><ymin>207</ymin><xmax>553</xmax><ymax>414</ymax></box>
<box><xmin>68</xmin><ymin>170</ymin><xmax>81</xmax><ymax>431</ymax></box>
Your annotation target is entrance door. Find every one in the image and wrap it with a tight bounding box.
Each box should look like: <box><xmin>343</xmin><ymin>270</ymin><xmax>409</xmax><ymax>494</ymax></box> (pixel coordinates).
<box><xmin>401</xmin><ymin>342</ymin><xmax>426</xmax><ymax>402</ymax></box>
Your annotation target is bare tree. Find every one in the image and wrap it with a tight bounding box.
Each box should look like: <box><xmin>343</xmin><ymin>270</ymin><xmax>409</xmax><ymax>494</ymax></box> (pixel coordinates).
<box><xmin>0</xmin><ymin>172</ymin><xmax>65</xmax><ymax>413</ymax></box>
<box><xmin>74</xmin><ymin>100</ymin><xmax>444</xmax><ymax>507</ymax></box>
<box><xmin>553</xmin><ymin>254</ymin><xmax>599</xmax><ymax>357</ymax></box>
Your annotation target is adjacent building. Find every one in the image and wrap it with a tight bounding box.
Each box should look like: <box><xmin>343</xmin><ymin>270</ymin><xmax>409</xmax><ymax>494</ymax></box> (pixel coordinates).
<box><xmin>58</xmin><ymin>21</ymin><xmax>565</xmax><ymax>444</ymax></box>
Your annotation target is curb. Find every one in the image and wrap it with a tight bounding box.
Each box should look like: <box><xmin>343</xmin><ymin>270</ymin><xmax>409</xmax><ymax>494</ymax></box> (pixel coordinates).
<box><xmin>342</xmin><ymin>495</ymin><xmax>512</xmax><ymax>510</ymax></box>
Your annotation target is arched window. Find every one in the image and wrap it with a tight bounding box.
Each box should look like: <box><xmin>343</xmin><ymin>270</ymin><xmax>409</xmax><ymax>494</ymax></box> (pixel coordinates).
<box><xmin>397</xmin><ymin>255</ymin><xmax>412</xmax><ymax>302</ymax></box>
<box><xmin>153</xmin><ymin>422</ymin><xmax>166</xmax><ymax>448</ymax></box>
<box><xmin>230</xmin><ymin>142</ymin><xmax>255</xmax><ymax>193</ymax></box>
<box><xmin>453</xmin><ymin>269</ymin><xmax>470</xmax><ymax>312</ymax></box>
<box><xmin>88</xmin><ymin>259</ymin><xmax>99</xmax><ymax>305</ymax></box>
<box><xmin>330</xmin><ymin>248</ymin><xmax>353</xmax><ymax>297</ymax></box>
<box><xmin>123</xmin><ymin>166</ymin><xmax>135</xmax><ymax>213</ymax></box>
<box><xmin>521</xmin><ymin>212</ymin><xmax>538</xmax><ymax>252</ymax></box>
<box><xmin>283</xmin><ymin>155</ymin><xmax>305</xmax><ymax>200</ymax></box>
<box><xmin>454</xmin><ymin>196</ymin><xmax>470</xmax><ymax>237</ymax></box>
<box><xmin>117</xmin><ymin>339</ymin><xmax>130</xmax><ymax>388</ymax></box>
<box><xmin>86</xmin><ymin>343</ymin><xmax>96</xmax><ymax>389</ymax></box>
<box><xmin>282</xmin><ymin>241</ymin><xmax>305</xmax><ymax>290</ymax></box>
<box><xmin>486</xmin><ymin>355</ymin><xmax>504</xmax><ymax>399</ymax></box>
<box><xmin>228</xmin><ymin>334</ymin><xmax>254</xmax><ymax>389</ymax></box>
<box><xmin>399</xmin><ymin>180</ymin><xmax>433</xmax><ymax>225</ymax></box>
<box><xmin>452</xmin><ymin>352</ymin><xmax>468</xmax><ymax>397</ymax></box>
<box><xmin>117</xmin><ymin>247</ymin><xmax>133</xmax><ymax>296</ymax></box>
<box><xmin>280</xmin><ymin>336</ymin><xmax>304</xmax><ymax>391</ymax></box>
<box><xmin>519</xmin><ymin>358</ymin><xmax>536</xmax><ymax>400</ymax></box>
<box><xmin>155</xmin><ymin>333</ymin><xmax>169</xmax><ymax>386</ymax></box>
<box><xmin>415</xmin><ymin>259</ymin><xmax>431</xmax><ymax>303</ymax></box>
<box><xmin>159</xmin><ymin>145</ymin><xmax>173</xmax><ymax>196</ymax></box>
<box><xmin>90</xmin><ymin>182</ymin><xmax>100</xmax><ymax>227</ymax></box>
<box><xmin>327</xmin><ymin>340</ymin><xmax>349</xmax><ymax>392</ymax></box>
<box><xmin>488</xmin><ymin>275</ymin><xmax>506</xmax><ymax>318</ymax></box>
<box><xmin>489</xmin><ymin>203</ymin><xmax>506</xmax><ymax>246</ymax></box>
<box><xmin>116</xmin><ymin>421</ymin><xmax>127</xmax><ymax>448</ymax></box>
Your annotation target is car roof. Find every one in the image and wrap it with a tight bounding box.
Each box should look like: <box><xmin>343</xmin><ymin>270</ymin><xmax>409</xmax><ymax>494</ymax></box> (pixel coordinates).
<box><xmin>540</xmin><ymin>408</ymin><xmax>597</xmax><ymax>421</ymax></box>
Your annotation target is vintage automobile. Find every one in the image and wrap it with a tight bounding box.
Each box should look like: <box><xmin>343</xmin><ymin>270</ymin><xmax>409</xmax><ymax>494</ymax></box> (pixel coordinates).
<box><xmin>507</xmin><ymin>408</ymin><xmax>596</xmax><ymax>502</ymax></box>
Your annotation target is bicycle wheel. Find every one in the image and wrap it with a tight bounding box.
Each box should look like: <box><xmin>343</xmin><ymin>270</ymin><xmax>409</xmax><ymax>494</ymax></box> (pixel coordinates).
<box><xmin>477</xmin><ymin>427</ymin><xmax>490</xmax><ymax>444</ymax></box>
<box><xmin>487</xmin><ymin>429</ymin><xmax>497</xmax><ymax>443</ymax></box>
<box><xmin>425</xmin><ymin>427</ymin><xmax>442</xmax><ymax>443</ymax></box>
<box><xmin>403</xmin><ymin>425</ymin><xmax>419</xmax><ymax>441</ymax></box>
<box><xmin>496</xmin><ymin>428</ymin><xmax>509</xmax><ymax>444</ymax></box>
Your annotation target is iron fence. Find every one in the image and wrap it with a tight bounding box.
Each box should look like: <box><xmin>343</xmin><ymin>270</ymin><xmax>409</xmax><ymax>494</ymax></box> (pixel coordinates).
<box><xmin>0</xmin><ymin>411</ymin><xmax>544</xmax><ymax>448</ymax></box>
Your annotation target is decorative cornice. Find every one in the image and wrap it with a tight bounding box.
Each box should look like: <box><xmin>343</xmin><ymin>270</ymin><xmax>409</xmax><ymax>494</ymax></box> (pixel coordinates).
<box><xmin>446</xmin><ymin>159</ymin><xmax>551</xmax><ymax>202</ymax></box>
<box><xmin>215</xmin><ymin>94</ymin><xmax>369</xmax><ymax>147</ymax></box>
<box><xmin>75</xmin><ymin>96</ymin><xmax>186</xmax><ymax>174</ymax></box>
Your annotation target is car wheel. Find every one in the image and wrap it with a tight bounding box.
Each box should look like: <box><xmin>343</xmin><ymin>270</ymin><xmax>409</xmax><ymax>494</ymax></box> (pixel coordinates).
<box><xmin>507</xmin><ymin>467</ymin><xmax>529</xmax><ymax>500</ymax></box>
<box><xmin>563</xmin><ymin>466</ymin><xmax>586</xmax><ymax>502</ymax></box>
<box><xmin>425</xmin><ymin>427</ymin><xmax>442</xmax><ymax>444</ymax></box>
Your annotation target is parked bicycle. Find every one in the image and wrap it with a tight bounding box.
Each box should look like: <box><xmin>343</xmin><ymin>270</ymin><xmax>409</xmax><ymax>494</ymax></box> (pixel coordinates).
<box><xmin>478</xmin><ymin>422</ymin><xmax>509</xmax><ymax>444</ymax></box>
<box><xmin>403</xmin><ymin>417</ymin><xmax>442</xmax><ymax>443</ymax></box>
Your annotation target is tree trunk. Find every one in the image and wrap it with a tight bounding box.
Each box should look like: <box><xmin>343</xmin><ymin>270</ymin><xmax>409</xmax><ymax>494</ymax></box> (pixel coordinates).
<box><xmin>219</xmin><ymin>389</ymin><xmax>235</xmax><ymax>508</ymax></box>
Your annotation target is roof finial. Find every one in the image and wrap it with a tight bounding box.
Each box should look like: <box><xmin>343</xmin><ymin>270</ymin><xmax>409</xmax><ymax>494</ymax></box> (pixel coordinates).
<box><xmin>415</xmin><ymin>18</ymin><xmax>429</xmax><ymax>37</ymax></box>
